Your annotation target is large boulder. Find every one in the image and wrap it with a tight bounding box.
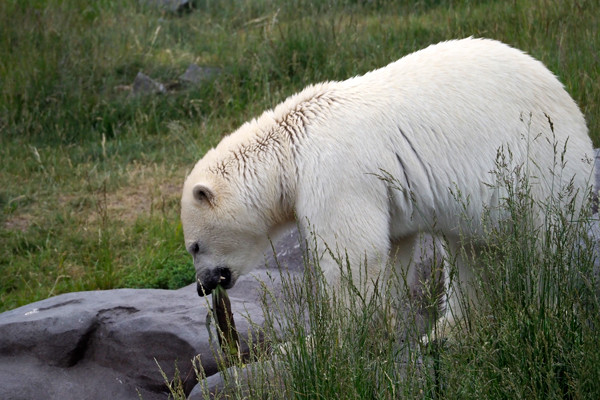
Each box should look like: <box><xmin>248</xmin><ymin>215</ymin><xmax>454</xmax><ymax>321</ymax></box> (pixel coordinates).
<box><xmin>0</xmin><ymin>228</ymin><xmax>303</xmax><ymax>400</ymax></box>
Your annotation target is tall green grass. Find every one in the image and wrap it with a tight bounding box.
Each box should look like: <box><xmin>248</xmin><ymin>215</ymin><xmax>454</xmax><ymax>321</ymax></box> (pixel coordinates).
<box><xmin>1</xmin><ymin>0</ymin><xmax>598</xmax><ymax>312</ymax></box>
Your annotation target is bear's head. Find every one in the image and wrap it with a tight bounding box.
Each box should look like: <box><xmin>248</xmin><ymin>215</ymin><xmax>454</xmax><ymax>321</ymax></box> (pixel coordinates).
<box><xmin>181</xmin><ymin>150</ymin><xmax>280</xmax><ymax>296</ymax></box>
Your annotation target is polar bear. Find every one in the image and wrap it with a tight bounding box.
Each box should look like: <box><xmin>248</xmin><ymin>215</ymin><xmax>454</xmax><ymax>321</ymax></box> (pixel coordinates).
<box><xmin>181</xmin><ymin>38</ymin><xmax>593</xmax><ymax>333</ymax></box>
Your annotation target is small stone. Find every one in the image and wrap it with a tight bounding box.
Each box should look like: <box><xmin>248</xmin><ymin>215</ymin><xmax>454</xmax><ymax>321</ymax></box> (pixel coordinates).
<box><xmin>132</xmin><ymin>72</ymin><xmax>166</xmax><ymax>95</ymax></box>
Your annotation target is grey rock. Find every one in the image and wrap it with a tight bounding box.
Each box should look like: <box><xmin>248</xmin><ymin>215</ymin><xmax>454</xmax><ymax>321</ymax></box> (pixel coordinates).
<box><xmin>0</xmin><ymin>227</ymin><xmax>303</xmax><ymax>400</ymax></box>
<box><xmin>132</xmin><ymin>72</ymin><xmax>166</xmax><ymax>95</ymax></box>
<box><xmin>0</xmin><ymin>287</ymin><xmax>210</xmax><ymax>399</ymax></box>
<box><xmin>179</xmin><ymin>64</ymin><xmax>221</xmax><ymax>85</ymax></box>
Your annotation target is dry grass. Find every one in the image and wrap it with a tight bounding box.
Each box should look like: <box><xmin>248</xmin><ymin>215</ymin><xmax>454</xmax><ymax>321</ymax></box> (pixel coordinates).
<box><xmin>3</xmin><ymin>163</ymin><xmax>185</xmax><ymax>231</ymax></box>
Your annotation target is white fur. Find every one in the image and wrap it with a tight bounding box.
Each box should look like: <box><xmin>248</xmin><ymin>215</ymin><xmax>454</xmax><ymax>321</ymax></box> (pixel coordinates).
<box><xmin>181</xmin><ymin>38</ymin><xmax>593</xmax><ymax>330</ymax></box>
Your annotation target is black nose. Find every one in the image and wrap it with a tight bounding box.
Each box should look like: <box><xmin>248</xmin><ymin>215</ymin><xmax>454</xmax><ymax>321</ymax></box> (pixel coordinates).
<box><xmin>196</xmin><ymin>266</ymin><xmax>233</xmax><ymax>297</ymax></box>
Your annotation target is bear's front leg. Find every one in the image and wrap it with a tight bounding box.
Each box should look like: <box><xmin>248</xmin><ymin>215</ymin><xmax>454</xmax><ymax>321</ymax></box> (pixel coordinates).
<box><xmin>296</xmin><ymin>196</ymin><xmax>392</xmax><ymax>298</ymax></box>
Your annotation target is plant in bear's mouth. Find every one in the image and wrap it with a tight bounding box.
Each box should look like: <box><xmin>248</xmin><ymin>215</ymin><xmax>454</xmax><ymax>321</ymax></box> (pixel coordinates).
<box><xmin>210</xmin><ymin>283</ymin><xmax>240</xmax><ymax>359</ymax></box>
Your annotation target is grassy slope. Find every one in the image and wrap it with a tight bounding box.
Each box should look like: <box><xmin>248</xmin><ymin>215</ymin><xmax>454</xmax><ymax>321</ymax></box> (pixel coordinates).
<box><xmin>0</xmin><ymin>0</ymin><xmax>598</xmax><ymax>312</ymax></box>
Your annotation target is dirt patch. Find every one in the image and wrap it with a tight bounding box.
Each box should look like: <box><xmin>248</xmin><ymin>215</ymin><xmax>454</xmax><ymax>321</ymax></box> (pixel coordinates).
<box><xmin>87</xmin><ymin>163</ymin><xmax>187</xmax><ymax>225</ymax></box>
<box><xmin>2</xmin><ymin>163</ymin><xmax>189</xmax><ymax>232</ymax></box>
<box><xmin>3</xmin><ymin>214</ymin><xmax>32</xmax><ymax>232</ymax></box>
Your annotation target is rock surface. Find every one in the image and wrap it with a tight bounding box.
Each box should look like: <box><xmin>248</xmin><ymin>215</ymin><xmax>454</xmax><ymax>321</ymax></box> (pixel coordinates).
<box><xmin>0</xmin><ymin>228</ymin><xmax>303</xmax><ymax>400</ymax></box>
<box><xmin>132</xmin><ymin>72</ymin><xmax>166</xmax><ymax>96</ymax></box>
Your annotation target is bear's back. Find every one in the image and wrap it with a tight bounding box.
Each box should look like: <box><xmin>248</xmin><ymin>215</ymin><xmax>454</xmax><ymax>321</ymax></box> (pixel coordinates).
<box><xmin>297</xmin><ymin>38</ymin><xmax>593</xmax><ymax>237</ymax></box>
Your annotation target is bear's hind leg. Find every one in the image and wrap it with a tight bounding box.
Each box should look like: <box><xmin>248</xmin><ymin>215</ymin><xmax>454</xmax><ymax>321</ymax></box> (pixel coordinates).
<box><xmin>424</xmin><ymin>239</ymin><xmax>478</xmax><ymax>344</ymax></box>
<box><xmin>389</xmin><ymin>234</ymin><xmax>447</xmax><ymax>340</ymax></box>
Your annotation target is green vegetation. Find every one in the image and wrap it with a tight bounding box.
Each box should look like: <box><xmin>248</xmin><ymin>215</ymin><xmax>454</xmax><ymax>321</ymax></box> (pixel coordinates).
<box><xmin>2</xmin><ymin>0</ymin><xmax>599</xmax><ymax>397</ymax></box>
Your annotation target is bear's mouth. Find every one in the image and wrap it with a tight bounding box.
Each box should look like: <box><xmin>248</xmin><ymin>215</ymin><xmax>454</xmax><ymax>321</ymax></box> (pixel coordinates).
<box><xmin>196</xmin><ymin>266</ymin><xmax>235</xmax><ymax>296</ymax></box>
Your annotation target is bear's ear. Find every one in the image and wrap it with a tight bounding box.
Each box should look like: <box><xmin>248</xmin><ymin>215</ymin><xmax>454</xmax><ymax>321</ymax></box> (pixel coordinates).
<box><xmin>192</xmin><ymin>183</ymin><xmax>216</xmax><ymax>206</ymax></box>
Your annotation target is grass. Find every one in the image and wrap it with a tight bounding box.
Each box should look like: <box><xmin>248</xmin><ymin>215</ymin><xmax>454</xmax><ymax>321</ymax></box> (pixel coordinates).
<box><xmin>1</xmin><ymin>0</ymin><xmax>599</xmax><ymax>397</ymax></box>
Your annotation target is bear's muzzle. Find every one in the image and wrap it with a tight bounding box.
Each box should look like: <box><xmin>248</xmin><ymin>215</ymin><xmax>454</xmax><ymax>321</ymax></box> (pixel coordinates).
<box><xmin>196</xmin><ymin>266</ymin><xmax>233</xmax><ymax>296</ymax></box>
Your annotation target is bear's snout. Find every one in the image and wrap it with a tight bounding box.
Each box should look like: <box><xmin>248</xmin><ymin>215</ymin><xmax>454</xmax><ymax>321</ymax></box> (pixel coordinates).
<box><xmin>196</xmin><ymin>266</ymin><xmax>234</xmax><ymax>296</ymax></box>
